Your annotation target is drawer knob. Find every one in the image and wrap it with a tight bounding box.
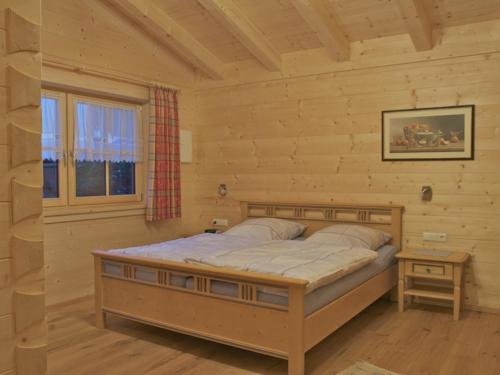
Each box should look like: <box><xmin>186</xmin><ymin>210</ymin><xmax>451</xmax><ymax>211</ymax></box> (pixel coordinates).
<box><xmin>426</xmin><ymin>268</ymin><xmax>431</xmax><ymax>273</ymax></box>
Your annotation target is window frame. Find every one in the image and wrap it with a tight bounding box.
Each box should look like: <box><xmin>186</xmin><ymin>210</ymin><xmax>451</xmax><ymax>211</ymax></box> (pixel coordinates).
<box><xmin>42</xmin><ymin>89</ymin><xmax>145</xmax><ymax>210</ymax></box>
<box><xmin>67</xmin><ymin>93</ymin><xmax>143</xmax><ymax>206</ymax></box>
<box><xmin>42</xmin><ymin>89</ymin><xmax>68</xmax><ymax>208</ymax></box>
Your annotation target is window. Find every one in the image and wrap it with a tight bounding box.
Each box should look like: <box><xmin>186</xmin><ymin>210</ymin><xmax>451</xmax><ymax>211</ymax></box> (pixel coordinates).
<box><xmin>42</xmin><ymin>91</ymin><xmax>67</xmax><ymax>206</ymax></box>
<box><xmin>42</xmin><ymin>90</ymin><xmax>143</xmax><ymax>209</ymax></box>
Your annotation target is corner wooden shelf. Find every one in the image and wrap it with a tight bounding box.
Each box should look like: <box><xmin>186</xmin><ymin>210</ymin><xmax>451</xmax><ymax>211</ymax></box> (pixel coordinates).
<box><xmin>396</xmin><ymin>250</ymin><xmax>470</xmax><ymax>320</ymax></box>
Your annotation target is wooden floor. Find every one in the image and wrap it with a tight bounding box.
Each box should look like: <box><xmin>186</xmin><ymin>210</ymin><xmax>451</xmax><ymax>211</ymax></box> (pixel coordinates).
<box><xmin>47</xmin><ymin>298</ymin><xmax>500</xmax><ymax>375</ymax></box>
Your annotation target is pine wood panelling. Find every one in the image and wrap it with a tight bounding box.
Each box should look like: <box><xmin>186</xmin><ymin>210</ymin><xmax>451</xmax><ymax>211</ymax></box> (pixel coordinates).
<box><xmin>326</xmin><ymin>0</ymin><xmax>407</xmax><ymax>42</ymax></box>
<box><xmin>45</xmin><ymin>209</ymin><xmax>195</xmax><ymax>305</ymax></box>
<box><xmin>9</xmin><ymin>123</ymin><xmax>41</xmax><ymax>168</ymax></box>
<box><xmin>11</xmin><ymin>236</ymin><xmax>44</xmax><ymax>278</ymax></box>
<box><xmin>235</xmin><ymin>0</ymin><xmax>322</xmax><ymax>54</ymax></box>
<box><xmin>5</xmin><ymin>8</ymin><xmax>40</xmax><ymax>53</ymax></box>
<box><xmin>395</xmin><ymin>0</ymin><xmax>434</xmax><ymax>51</ymax></box>
<box><xmin>198</xmin><ymin>0</ymin><xmax>282</xmax><ymax>71</ymax></box>
<box><xmin>104</xmin><ymin>0</ymin><xmax>225</xmax><ymax>80</ymax></box>
<box><xmin>0</xmin><ymin>259</ymin><xmax>10</xmax><ymax>288</ymax></box>
<box><xmin>194</xmin><ymin>22</ymin><xmax>500</xmax><ymax>312</ymax></box>
<box><xmin>291</xmin><ymin>0</ymin><xmax>350</xmax><ymax>61</ymax></box>
<box><xmin>0</xmin><ymin>1</ymin><xmax>46</xmax><ymax>374</ymax></box>
<box><xmin>42</xmin><ymin>0</ymin><xmax>195</xmax><ymax>88</ymax></box>
<box><xmin>14</xmin><ymin>291</ymin><xmax>45</xmax><ymax>332</ymax></box>
<box><xmin>423</xmin><ymin>0</ymin><xmax>500</xmax><ymax>28</ymax></box>
<box><xmin>197</xmin><ymin>19</ymin><xmax>500</xmax><ymax>89</ymax></box>
<box><xmin>42</xmin><ymin>65</ymin><xmax>149</xmax><ymax>103</ymax></box>
<box><xmin>152</xmin><ymin>0</ymin><xmax>254</xmax><ymax>63</ymax></box>
<box><xmin>0</xmin><ymin>204</ymin><xmax>10</xmax><ymax>260</ymax></box>
<box><xmin>11</xmin><ymin>180</ymin><xmax>42</xmax><ymax>224</ymax></box>
<box><xmin>6</xmin><ymin>66</ymin><xmax>40</xmax><ymax>111</ymax></box>
<box><xmin>145</xmin><ymin>0</ymin><xmax>500</xmax><ymax>70</ymax></box>
<box><xmin>0</xmin><ymin>314</ymin><xmax>13</xmax><ymax>340</ymax></box>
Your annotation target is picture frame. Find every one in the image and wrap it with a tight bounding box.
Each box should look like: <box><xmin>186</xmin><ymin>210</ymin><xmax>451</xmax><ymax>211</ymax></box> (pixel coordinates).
<box><xmin>382</xmin><ymin>105</ymin><xmax>475</xmax><ymax>161</ymax></box>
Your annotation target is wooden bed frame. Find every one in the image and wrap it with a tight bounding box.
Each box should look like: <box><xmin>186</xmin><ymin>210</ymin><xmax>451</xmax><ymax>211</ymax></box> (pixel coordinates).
<box><xmin>93</xmin><ymin>202</ymin><xmax>403</xmax><ymax>375</ymax></box>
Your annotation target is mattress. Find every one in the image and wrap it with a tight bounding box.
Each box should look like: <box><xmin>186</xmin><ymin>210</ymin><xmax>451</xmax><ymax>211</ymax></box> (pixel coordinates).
<box><xmin>183</xmin><ymin>245</ymin><xmax>397</xmax><ymax>316</ymax></box>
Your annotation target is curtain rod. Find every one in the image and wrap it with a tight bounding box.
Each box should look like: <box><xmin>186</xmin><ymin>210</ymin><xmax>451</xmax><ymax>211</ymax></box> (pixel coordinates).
<box><xmin>42</xmin><ymin>58</ymin><xmax>183</xmax><ymax>91</ymax></box>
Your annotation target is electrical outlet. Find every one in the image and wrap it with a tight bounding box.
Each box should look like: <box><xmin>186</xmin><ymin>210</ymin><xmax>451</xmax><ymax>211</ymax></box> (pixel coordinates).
<box><xmin>423</xmin><ymin>232</ymin><xmax>448</xmax><ymax>242</ymax></box>
<box><xmin>212</xmin><ymin>218</ymin><xmax>229</xmax><ymax>227</ymax></box>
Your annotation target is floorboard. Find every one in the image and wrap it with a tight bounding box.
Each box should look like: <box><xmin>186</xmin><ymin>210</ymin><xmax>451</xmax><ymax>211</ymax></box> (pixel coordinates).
<box><xmin>47</xmin><ymin>298</ymin><xmax>500</xmax><ymax>374</ymax></box>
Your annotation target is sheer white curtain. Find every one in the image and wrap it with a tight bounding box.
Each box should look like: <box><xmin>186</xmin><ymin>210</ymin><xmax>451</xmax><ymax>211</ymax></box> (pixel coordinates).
<box><xmin>41</xmin><ymin>96</ymin><xmax>63</xmax><ymax>161</ymax></box>
<box><xmin>74</xmin><ymin>101</ymin><xmax>142</xmax><ymax>162</ymax></box>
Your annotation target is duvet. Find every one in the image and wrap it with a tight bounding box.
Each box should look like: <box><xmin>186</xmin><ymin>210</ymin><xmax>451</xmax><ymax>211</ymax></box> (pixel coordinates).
<box><xmin>186</xmin><ymin>240</ymin><xmax>378</xmax><ymax>293</ymax></box>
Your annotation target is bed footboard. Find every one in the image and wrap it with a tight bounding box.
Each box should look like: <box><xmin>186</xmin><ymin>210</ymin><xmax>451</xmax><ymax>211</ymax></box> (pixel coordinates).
<box><xmin>93</xmin><ymin>251</ymin><xmax>308</xmax><ymax>374</ymax></box>
<box><xmin>93</xmin><ymin>252</ymin><xmax>397</xmax><ymax>375</ymax></box>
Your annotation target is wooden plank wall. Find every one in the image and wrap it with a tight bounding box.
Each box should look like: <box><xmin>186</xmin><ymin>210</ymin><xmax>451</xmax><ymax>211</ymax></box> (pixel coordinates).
<box><xmin>194</xmin><ymin>20</ymin><xmax>500</xmax><ymax>312</ymax></box>
<box><xmin>41</xmin><ymin>0</ymin><xmax>200</xmax><ymax>306</ymax></box>
<box><xmin>0</xmin><ymin>0</ymin><xmax>47</xmax><ymax>374</ymax></box>
<box><xmin>42</xmin><ymin>0</ymin><xmax>195</xmax><ymax>88</ymax></box>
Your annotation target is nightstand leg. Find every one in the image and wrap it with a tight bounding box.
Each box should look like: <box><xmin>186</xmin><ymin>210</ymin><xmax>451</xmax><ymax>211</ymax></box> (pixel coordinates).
<box><xmin>453</xmin><ymin>287</ymin><xmax>460</xmax><ymax>321</ymax></box>
<box><xmin>407</xmin><ymin>277</ymin><xmax>414</xmax><ymax>306</ymax></box>
<box><xmin>398</xmin><ymin>260</ymin><xmax>405</xmax><ymax>312</ymax></box>
<box><xmin>461</xmin><ymin>272</ymin><xmax>466</xmax><ymax>309</ymax></box>
<box><xmin>453</xmin><ymin>265</ymin><xmax>463</xmax><ymax>321</ymax></box>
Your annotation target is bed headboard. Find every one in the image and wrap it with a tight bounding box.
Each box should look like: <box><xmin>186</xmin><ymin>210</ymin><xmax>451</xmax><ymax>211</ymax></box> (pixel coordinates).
<box><xmin>241</xmin><ymin>202</ymin><xmax>404</xmax><ymax>250</ymax></box>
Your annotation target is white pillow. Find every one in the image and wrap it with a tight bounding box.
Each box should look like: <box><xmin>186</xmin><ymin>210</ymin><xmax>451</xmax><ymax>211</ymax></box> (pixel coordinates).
<box><xmin>223</xmin><ymin>218</ymin><xmax>307</xmax><ymax>241</ymax></box>
<box><xmin>306</xmin><ymin>224</ymin><xmax>391</xmax><ymax>250</ymax></box>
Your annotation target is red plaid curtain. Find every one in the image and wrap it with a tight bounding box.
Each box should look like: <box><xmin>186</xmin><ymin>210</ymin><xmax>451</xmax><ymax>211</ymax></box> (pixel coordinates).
<box><xmin>146</xmin><ymin>87</ymin><xmax>181</xmax><ymax>221</ymax></box>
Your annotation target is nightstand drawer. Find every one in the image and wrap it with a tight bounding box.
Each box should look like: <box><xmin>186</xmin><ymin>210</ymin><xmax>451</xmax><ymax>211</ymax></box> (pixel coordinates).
<box><xmin>405</xmin><ymin>260</ymin><xmax>453</xmax><ymax>280</ymax></box>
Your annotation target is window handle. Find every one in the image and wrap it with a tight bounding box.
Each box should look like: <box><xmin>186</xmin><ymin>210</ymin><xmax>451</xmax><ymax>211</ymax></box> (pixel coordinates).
<box><xmin>62</xmin><ymin>150</ymin><xmax>67</xmax><ymax>167</ymax></box>
<box><xmin>70</xmin><ymin>150</ymin><xmax>75</xmax><ymax>166</ymax></box>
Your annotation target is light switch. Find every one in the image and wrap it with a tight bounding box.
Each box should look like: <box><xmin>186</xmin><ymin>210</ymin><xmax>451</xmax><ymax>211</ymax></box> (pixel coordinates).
<box><xmin>212</xmin><ymin>218</ymin><xmax>228</xmax><ymax>227</ymax></box>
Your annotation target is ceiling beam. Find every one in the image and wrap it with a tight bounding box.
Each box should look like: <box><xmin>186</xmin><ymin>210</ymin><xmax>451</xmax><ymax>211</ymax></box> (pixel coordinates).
<box><xmin>198</xmin><ymin>0</ymin><xmax>281</xmax><ymax>71</ymax></box>
<box><xmin>290</xmin><ymin>0</ymin><xmax>349</xmax><ymax>61</ymax></box>
<box><xmin>104</xmin><ymin>0</ymin><xmax>225</xmax><ymax>80</ymax></box>
<box><xmin>395</xmin><ymin>0</ymin><xmax>434</xmax><ymax>51</ymax></box>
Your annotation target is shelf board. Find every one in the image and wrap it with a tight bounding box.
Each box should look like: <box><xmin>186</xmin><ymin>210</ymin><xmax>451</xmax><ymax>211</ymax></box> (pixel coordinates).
<box><xmin>404</xmin><ymin>286</ymin><xmax>454</xmax><ymax>301</ymax></box>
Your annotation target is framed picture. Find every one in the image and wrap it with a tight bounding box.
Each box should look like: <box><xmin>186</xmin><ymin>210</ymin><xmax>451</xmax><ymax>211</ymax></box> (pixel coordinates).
<box><xmin>382</xmin><ymin>105</ymin><xmax>475</xmax><ymax>161</ymax></box>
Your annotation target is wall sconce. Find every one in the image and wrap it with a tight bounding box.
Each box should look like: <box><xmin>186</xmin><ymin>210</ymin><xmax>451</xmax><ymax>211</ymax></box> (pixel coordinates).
<box><xmin>421</xmin><ymin>186</ymin><xmax>432</xmax><ymax>201</ymax></box>
<box><xmin>218</xmin><ymin>183</ymin><xmax>227</xmax><ymax>197</ymax></box>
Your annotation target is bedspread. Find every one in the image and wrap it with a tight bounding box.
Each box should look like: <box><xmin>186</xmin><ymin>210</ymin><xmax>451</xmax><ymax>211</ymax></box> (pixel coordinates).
<box><xmin>106</xmin><ymin>233</ymin><xmax>263</xmax><ymax>262</ymax></box>
<box><xmin>186</xmin><ymin>241</ymin><xmax>378</xmax><ymax>293</ymax></box>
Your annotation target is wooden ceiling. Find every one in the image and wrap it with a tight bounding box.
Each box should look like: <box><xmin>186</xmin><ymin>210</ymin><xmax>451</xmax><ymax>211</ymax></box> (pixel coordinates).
<box><xmin>104</xmin><ymin>0</ymin><xmax>500</xmax><ymax>79</ymax></box>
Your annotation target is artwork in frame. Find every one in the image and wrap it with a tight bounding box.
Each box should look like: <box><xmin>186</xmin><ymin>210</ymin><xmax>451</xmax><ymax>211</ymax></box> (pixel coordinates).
<box><xmin>382</xmin><ymin>105</ymin><xmax>475</xmax><ymax>161</ymax></box>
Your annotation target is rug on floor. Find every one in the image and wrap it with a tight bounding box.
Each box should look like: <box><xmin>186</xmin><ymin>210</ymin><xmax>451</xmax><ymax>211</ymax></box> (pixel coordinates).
<box><xmin>336</xmin><ymin>361</ymin><xmax>401</xmax><ymax>375</ymax></box>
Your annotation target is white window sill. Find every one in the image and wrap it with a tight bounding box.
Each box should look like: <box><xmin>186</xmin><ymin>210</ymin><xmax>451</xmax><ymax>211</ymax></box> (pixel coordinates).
<box><xmin>43</xmin><ymin>203</ymin><xmax>146</xmax><ymax>224</ymax></box>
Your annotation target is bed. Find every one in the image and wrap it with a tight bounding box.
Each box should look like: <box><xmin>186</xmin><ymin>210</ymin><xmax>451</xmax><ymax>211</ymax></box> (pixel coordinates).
<box><xmin>93</xmin><ymin>202</ymin><xmax>403</xmax><ymax>375</ymax></box>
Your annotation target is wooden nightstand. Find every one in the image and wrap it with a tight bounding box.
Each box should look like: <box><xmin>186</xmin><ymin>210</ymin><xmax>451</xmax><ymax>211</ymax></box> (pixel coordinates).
<box><xmin>395</xmin><ymin>249</ymin><xmax>470</xmax><ymax>320</ymax></box>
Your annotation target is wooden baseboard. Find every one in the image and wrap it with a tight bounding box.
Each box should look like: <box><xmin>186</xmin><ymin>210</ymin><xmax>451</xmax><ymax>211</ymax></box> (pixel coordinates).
<box><xmin>464</xmin><ymin>304</ymin><xmax>500</xmax><ymax>315</ymax></box>
<box><xmin>405</xmin><ymin>296</ymin><xmax>500</xmax><ymax>316</ymax></box>
<box><xmin>46</xmin><ymin>294</ymin><xmax>94</xmax><ymax>311</ymax></box>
